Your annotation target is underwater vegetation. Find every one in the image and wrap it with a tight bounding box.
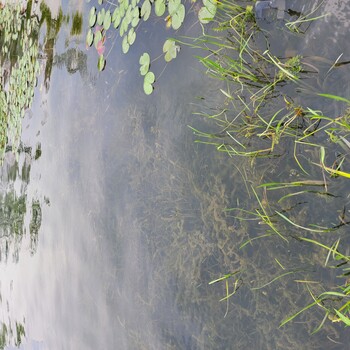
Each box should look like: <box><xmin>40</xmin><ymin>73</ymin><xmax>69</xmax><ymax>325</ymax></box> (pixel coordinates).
<box><xmin>185</xmin><ymin>0</ymin><xmax>350</xmax><ymax>332</ymax></box>
<box><xmin>84</xmin><ymin>0</ymin><xmax>350</xmax><ymax>335</ymax></box>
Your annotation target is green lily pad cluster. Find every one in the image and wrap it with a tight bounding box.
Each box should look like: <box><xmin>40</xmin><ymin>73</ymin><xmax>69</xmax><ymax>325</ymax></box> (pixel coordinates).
<box><xmin>86</xmin><ymin>0</ymin><xmax>219</xmax><ymax>94</ymax></box>
<box><xmin>198</xmin><ymin>0</ymin><xmax>217</xmax><ymax>24</ymax></box>
<box><xmin>139</xmin><ymin>53</ymin><xmax>155</xmax><ymax>94</ymax></box>
<box><xmin>0</xmin><ymin>3</ymin><xmax>41</xmax><ymax>161</ymax></box>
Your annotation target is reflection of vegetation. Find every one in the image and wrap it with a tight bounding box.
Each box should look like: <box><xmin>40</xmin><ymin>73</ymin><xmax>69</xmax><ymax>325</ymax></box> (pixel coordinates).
<box><xmin>53</xmin><ymin>48</ymin><xmax>88</xmax><ymax>77</ymax></box>
<box><xmin>39</xmin><ymin>2</ymin><xmax>64</xmax><ymax>90</ymax></box>
<box><xmin>0</xmin><ymin>2</ymin><xmax>40</xmax><ymax>161</ymax></box>
<box><xmin>0</xmin><ymin>1</ymin><xmax>83</xmax><ymax>162</ymax></box>
<box><xmin>0</xmin><ymin>320</ymin><xmax>25</xmax><ymax>350</ymax></box>
<box><xmin>188</xmin><ymin>0</ymin><xmax>350</xmax><ymax>333</ymax></box>
<box><xmin>0</xmin><ymin>324</ymin><xmax>7</xmax><ymax>350</ymax></box>
<box><xmin>29</xmin><ymin>200</ymin><xmax>42</xmax><ymax>255</ymax></box>
<box><xmin>71</xmin><ymin>11</ymin><xmax>83</xmax><ymax>36</ymax></box>
<box><xmin>0</xmin><ymin>143</ymin><xmax>44</xmax><ymax>262</ymax></box>
<box><xmin>0</xmin><ymin>192</ymin><xmax>26</xmax><ymax>263</ymax></box>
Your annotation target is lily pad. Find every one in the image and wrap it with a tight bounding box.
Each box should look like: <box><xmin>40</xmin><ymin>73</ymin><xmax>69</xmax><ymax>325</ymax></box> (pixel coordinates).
<box><xmin>163</xmin><ymin>39</ymin><xmax>180</xmax><ymax>62</ymax></box>
<box><xmin>168</xmin><ymin>0</ymin><xmax>181</xmax><ymax>15</ymax></box>
<box><xmin>132</xmin><ymin>7</ymin><xmax>140</xmax><ymax>18</ymax></box>
<box><xmin>123</xmin><ymin>0</ymin><xmax>130</xmax><ymax>10</ymax></box>
<box><xmin>94</xmin><ymin>30</ymin><xmax>102</xmax><ymax>49</ymax></box>
<box><xmin>103</xmin><ymin>10</ymin><xmax>112</xmax><ymax>30</ymax></box>
<box><xmin>122</xmin><ymin>35</ymin><xmax>130</xmax><ymax>53</ymax></box>
<box><xmin>97</xmin><ymin>8</ymin><xmax>106</xmax><ymax>26</ymax></box>
<box><xmin>168</xmin><ymin>0</ymin><xmax>185</xmax><ymax>30</ymax></box>
<box><xmin>203</xmin><ymin>0</ymin><xmax>217</xmax><ymax>12</ymax></box>
<box><xmin>198</xmin><ymin>0</ymin><xmax>217</xmax><ymax>23</ymax></box>
<box><xmin>131</xmin><ymin>15</ymin><xmax>140</xmax><ymax>27</ymax></box>
<box><xmin>120</xmin><ymin>17</ymin><xmax>129</xmax><ymax>36</ymax></box>
<box><xmin>141</xmin><ymin>0</ymin><xmax>151</xmax><ymax>21</ymax></box>
<box><xmin>112</xmin><ymin>7</ymin><xmax>120</xmax><ymax>22</ymax></box>
<box><xmin>139</xmin><ymin>52</ymin><xmax>150</xmax><ymax>75</ymax></box>
<box><xmin>127</xmin><ymin>28</ymin><xmax>136</xmax><ymax>45</ymax></box>
<box><xmin>114</xmin><ymin>12</ymin><xmax>122</xmax><ymax>28</ymax></box>
<box><xmin>98</xmin><ymin>54</ymin><xmax>106</xmax><ymax>71</ymax></box>
<box><xmin>89</xmin><ymin>7</ymin><xmax>97</xmax><ymax>27</ymax></box>
<box><xmin>171</xmin><ymin>6</ymin><xmax>185</xmax><ymax>30</ymax></box>
<box><xmin>86</xmin><ymin>28</ymin><xmax>94</xmax><ymax>46</ymax></box>
<box><xmin>154</xmin><ymin>0</ymin><xmax>166</xmax><ymax>16</ymax></box>
<box><xmin>125</xmin><ymin>7</ymin><xmax>133</xmax><ymax>24</ymax></box>
<box><xmin>143</xmin><ymin>71</ymin><xmax>155</xmax><ymax>95</ymax></box>
<box><xmin>119</xmin><ymin>5</ymin><xmax>126</xmax><ymax>18</ymax></box>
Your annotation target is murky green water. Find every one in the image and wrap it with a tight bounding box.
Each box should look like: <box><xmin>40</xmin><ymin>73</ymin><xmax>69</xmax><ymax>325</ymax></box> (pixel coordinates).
<box><xmin>1</xmin><ymin>0</ymin><xmax>350</xmax><ymax>349</ymax></box>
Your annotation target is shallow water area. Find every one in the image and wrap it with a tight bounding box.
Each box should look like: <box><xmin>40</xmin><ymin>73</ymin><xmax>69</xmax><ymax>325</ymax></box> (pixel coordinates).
<box><xmin>1</xmin><ymin>0</ymin><xmax>350</xmax><ymax>349</ymax></box>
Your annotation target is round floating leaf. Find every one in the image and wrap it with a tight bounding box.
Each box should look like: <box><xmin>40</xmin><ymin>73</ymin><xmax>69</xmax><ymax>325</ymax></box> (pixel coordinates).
<box><xmin>114</xmin><ymin>12</ymin><xmax>122</xmax><ymax>28</ymax></box>
<box><xmin>127</xmin><ymin>28</ymin><xmax>136</xmax><ymax>45</ymax></box>
<box><xmin>119</xmin><ymin>5</ymin><xmax>126</xmax><ymax>17</ymax></box>
<box><xmin>98</xmin><ymin>0</ymin><xmax>104</xmax><ymax>4</ymax></box>
<box><xmin>112</xmin><ymin>7</ymin><xmax>120</xmax><ymax>22</ymax></box>
<box><xmin>176</xmin><ymin>3</ymin><xmax>185</xmax><ymax>22</ymax></box>
<box><xmin>198</xmin><ymin>6</ymin><xmax>214</xmax><ymax>23</ymax></box>
<box><xmin>94</xmin><ymin>30</ymin><xmax>102</xmax><ymax>48</ymax></box>
<box><xmin>163</xmin><ymin>39</ymin><xmax>179</xmax><ymax>62</ymax></box>
<box><xmin>132</xmin><ymin>7</ymin><xmax>140</xmax><ymax>18</ymax></box>
<box><xmin>125</xmin><ymin>7</ymin><xmax>132</xmax><ymax>24</ymax></box>
<box><xmin>141</xmin><ymin>0</ymin><xmax>151</xmax><ymax>21</ymax></box>
<box><xmin>120</xmin><ymin>17</ymin><xmax>128</xmax><ymax>36</ymax></box>
<box><xmin>86</xmin><ymin>28</ymin><xmax>94</xmax><ymax>46</ymax></box>
<box><xmin>143</xmin><ymin>71</ymin><xmax>155</xmax><ymax>95</ymax></box>
<box><xmin>97</xmin><ymin>9</ymin><xmax>105</xmax><ymax>26</ymax></box>
<box><xmin>132</xmin><ymin>0</ymin><xmax>137</xmax><ymax>6</ymax></box>
<box><xmin>139</xmin><ymin>52</ymin><xmax>150</xmax><ymax>75</ymax></box>
<box><xmin>122</xmin><ymin>35</ymin><xmax>130</xmax><ymax>53</ymax></box>
<box><xmin>168</xmin><ymin>0</ymin><xmax>181</xmax><ymax>15</ymax></box>
<box><xmin>167</xmin><ymin>0</ymin><xmax>184</xmax><ymax>29</ymax></box>
<box><xmin>98</xmin><ymin>54</ymin><xmax>106</xmax><ymax>71</ymax></box>
<box><xmin>103</xmin><ymin>10</ymin><xmax>111</xmax><ymax>30</ymax></box>
<box><xmin>144</xmin><ymin>71</ymin><xmax>155</xmax><ymax>84</ymax></box>
<box><xmin>154</xmin><ymin>0</ymin><xmax>165</xmax><ymax>16</ymax></box>
<box><xmin>203</xmin><ymin>0</ymin><xmax>217</xmax><ymax>12</ymax></box>
<box><xmin>143</xmin><ymin>82</ymin><xmax>153</xmax><ymax>95</ymax></box>
<box><xmin>171</xmin><ymin>12</ymin><xmax>181</xmax><ymax>30</ymax></box>
<box><xmin>89</xmin><ymin>7</ymin><xmax>97</xmax><ymax>27</ymax></box>
<box><xmin>131</xmin><ymin>16</ymin><xmax>140</xmax><ymax>27</ymax></box>
<box><xmin>198</xmin><ymin>0</ymin><xmax>217</xmax><ymax>23</ymax></box>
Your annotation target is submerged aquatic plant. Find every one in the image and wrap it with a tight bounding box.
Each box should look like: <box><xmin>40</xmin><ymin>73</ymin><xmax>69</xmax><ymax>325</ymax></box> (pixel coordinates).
<box><xmin>184</xmin><ymin>0</ymin><xmax>350</xmax><ymax>333</ymax></box>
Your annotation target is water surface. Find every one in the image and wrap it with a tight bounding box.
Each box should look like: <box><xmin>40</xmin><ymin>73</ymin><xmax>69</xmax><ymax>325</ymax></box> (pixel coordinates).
<box><xmin>1</xmin><ymin>0</ymin><xmax>350</xmax><ymax>349</ymax></box>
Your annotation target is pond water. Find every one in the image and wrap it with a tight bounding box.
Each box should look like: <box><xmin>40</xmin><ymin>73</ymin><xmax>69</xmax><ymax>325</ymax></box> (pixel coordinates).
<box><xmin>1</xmin><ymin>0</ymin><xmax>350</xmax><ymax>349</ymax></box>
